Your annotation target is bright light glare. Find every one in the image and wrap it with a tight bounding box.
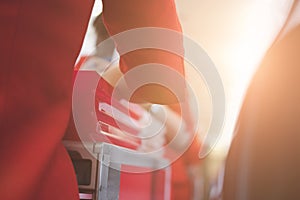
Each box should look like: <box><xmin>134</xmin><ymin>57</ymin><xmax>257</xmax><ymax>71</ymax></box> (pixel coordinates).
<box><xmin>176</xmin><ymin>0</ymin><xmax>293</xmax><ymax>153</ymax></box>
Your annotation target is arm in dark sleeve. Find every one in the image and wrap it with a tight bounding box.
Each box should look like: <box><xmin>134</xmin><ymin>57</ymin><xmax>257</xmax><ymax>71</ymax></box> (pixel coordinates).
<box><xmin>102</xmin><ymin>0</ymin><xmax>185</xmax><ymax>104</ymax></box>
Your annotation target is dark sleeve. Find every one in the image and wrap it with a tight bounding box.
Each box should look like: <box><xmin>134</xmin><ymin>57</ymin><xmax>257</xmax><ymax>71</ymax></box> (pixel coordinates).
<box><xmin>102</xmin><ymin>0</ymin><xmax>185</xmax><ymax>104</ymax></box>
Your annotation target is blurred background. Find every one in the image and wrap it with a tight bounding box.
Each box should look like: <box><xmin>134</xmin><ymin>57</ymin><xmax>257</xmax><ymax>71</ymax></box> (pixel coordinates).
<box><xmin>78</xmin><ymin>0</ymin><xmax>294</xmax><ymax>198</ymax></box>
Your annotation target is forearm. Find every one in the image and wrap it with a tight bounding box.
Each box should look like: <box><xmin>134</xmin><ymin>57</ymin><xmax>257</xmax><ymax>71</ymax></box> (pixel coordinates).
<box><xmin>102</xmin><ymin>0</ymin><xmax>185</xmax><ymax>104</ymax></box>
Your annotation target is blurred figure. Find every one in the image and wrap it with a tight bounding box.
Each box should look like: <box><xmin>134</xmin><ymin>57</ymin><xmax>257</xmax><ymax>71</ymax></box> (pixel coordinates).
<box><xmin>223</xmin><ymin>2</ymin><xmax>300</xmax><ymax>199</ymax></box>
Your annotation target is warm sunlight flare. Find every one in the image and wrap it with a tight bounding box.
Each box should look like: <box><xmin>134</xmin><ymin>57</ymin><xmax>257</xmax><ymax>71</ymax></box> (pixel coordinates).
<box><xmin>176</xmin><ymin>0</ymin><xmax>293</xmax><ymax>153</ymax></box>
<box><xmin>80</xmin><ymin>0</ymin><xmax>293</xmax><ymax>153</ymax></box>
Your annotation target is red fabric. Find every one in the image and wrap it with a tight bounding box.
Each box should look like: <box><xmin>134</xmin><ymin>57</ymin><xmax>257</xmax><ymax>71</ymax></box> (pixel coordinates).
<box><xmin>0</xmin><ymin>0</ymin><xmax>188</xmax><ymax>199</ymax></box>
<box><xmin>119</xmin><ymin>171</ymin><xmax>153</xmax><ymax>200</ymax></box>
<box><xmin>102</xmin><ymin>0</ymin><xmax>183</xmax><ymax>74</ymax></box>
<box><xmin>0</xmin><ymin>1</ymin><xmax>93</xmax><ymax>199</ymax></box>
